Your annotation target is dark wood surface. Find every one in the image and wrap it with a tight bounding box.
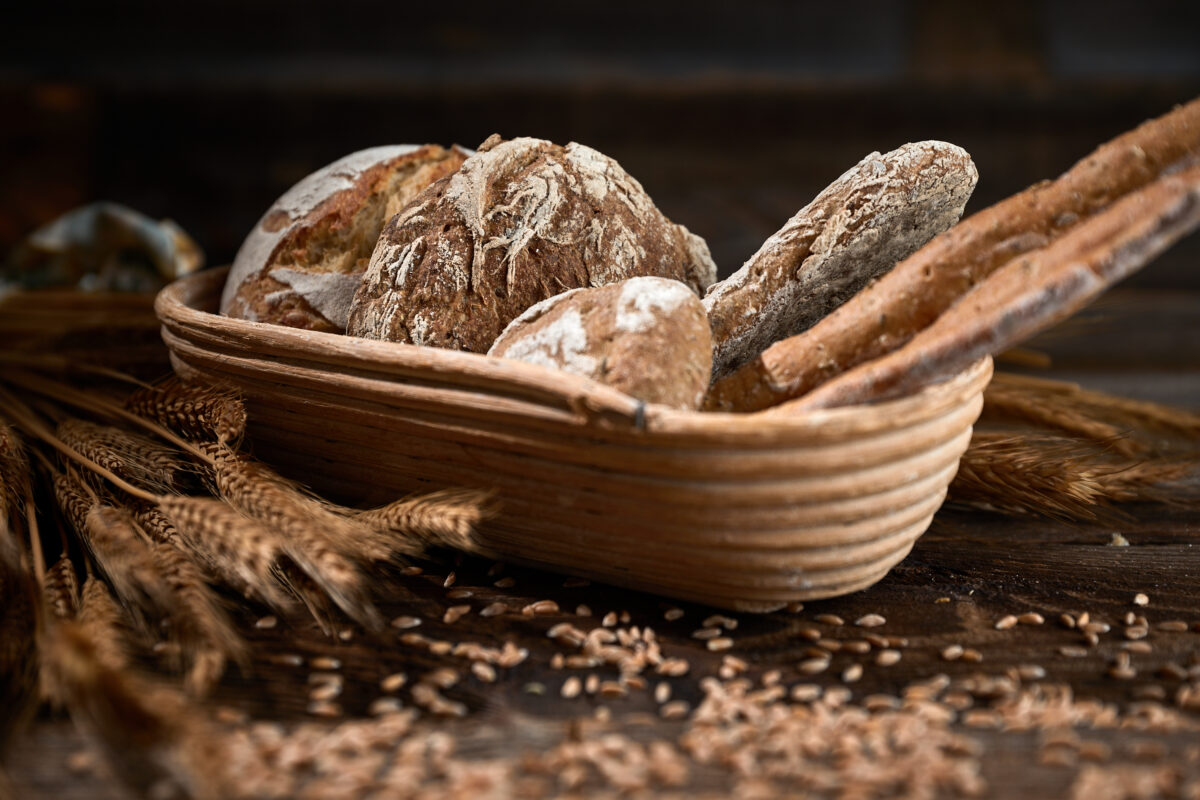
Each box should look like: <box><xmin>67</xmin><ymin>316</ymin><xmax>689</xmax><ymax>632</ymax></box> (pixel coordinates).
<box><xmin>5</xmin><ymin>289</ymin><xmax>1200</xmax><ymax>798</ymax></box>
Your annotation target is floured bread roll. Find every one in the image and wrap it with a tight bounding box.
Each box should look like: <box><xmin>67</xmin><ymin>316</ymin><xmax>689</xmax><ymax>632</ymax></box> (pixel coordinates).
<box><xmin>220</xmin><ymin>144</ymin><xmax>469</xmax><ymax>332</ymax></box>
<box><xmin>346</xmin><ymin>135</ymin><xmax>717</xmax><ymax>353</ymax></box>
<box><xmin>489</xmin><ymin>276</ymin><xmax>712</xmax><ymax>410</ymax></box>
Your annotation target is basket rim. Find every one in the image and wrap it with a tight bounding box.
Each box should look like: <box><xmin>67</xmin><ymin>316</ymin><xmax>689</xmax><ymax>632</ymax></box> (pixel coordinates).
<box><xmin>157</xmin><ymin>266</ymin><xmax>993</xmax><ymax>437</ymax></box>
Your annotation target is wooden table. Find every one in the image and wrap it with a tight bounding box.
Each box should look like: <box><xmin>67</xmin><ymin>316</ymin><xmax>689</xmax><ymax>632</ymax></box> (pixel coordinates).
<box><xmin>7</xmin><ymin>289</ymin><xmax>1200</xmax><ymax>799</ymax></box>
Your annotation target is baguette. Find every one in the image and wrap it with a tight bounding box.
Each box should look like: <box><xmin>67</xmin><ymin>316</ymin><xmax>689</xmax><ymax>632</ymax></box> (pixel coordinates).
<box><xmin>789</xmin><ymin>162</ymin><xmax>1200</xmax><ymax>410</ymax></box>
<box><xmin>706</xmin><ymin>96</ymin><xmax>1200</xmax><ymax>412</ymax></box>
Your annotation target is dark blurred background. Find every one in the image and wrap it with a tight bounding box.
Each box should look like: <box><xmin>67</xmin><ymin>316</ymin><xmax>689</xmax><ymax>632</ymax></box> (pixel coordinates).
<box><xmin>3</xmin><ymin>0</ymin><xmax>1199</xmax><ymax>286</ymax></box>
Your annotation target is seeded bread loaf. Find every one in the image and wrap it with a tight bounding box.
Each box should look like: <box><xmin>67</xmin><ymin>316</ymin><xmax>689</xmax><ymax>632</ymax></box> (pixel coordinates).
<box><xmin>220</xmin><ymin>144</ymin><xmax>469</xmax><ymax>332</ymax></box>
<box><xmin>489</xmin><ymin>277</ymin><xmax>713</xmax><ymax>409</ymax></box>
<box><xmin>707</xmin><ymin>96</ymin><xmax>1200</xmax><ymax>412</ymax></box>
<box><xmin>346</xmin><ymin>135</ymin><xmax>717</xmax><ymax>353</ymax></box>
<box><xmin>703</xmin><ymin>141</ymin><xmax>978</xmax><ymax>379</ymax></box>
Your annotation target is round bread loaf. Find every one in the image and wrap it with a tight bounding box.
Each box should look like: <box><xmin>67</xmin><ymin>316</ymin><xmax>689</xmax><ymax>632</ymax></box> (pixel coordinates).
<box><xmin>220</xmin><ymin>144</ymin><xmax>469</xmax><ymax>332</ymax></box>
<box><xmin>346</xmin><ymin>135</ymin><xmax>717</xmax><ymax>353</ymax></box>
<box><xmin>489</xmin><ymin>276</ymin><xmax>713</xmax><ymax>410</ymax></box>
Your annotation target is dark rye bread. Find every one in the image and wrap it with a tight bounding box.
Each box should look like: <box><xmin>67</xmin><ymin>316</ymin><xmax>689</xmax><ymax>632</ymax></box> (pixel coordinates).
<box><xmin>346</xmin><ymin>135</ymin><xmax>717</xmax><ymax>353</ymax></box>
<box><xmin>220</xmin><ymin>144</ymin><xmax>468</xmax><ymax>332</ymax></box>
<box><xmin>792</xmin><ymin>162</ymin><xmax>1200</xmax><ymax>410</ymax></box>
<box><xmin>489</xmin><ymin>277</ymin><xmax>712</xmax><ymax>410</ymax></box>
<box><xmin>707</xmin><ymin>96</ymin><xmax>1200</xmax><ymax>412</ymax></box>
<box><xmin>703</xmin><ymin>141</ymin><xmax>977</xmax><ymax>379</ymax></box>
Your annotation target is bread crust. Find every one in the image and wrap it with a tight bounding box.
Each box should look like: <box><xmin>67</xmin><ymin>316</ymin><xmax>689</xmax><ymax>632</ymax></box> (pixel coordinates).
<box><xmin>792</xmin><ymin>162</ymin><xmax>1200</xmax><ymax>410</ymax></box>
<box><xmin>346</xmin><ymin>135</ymin><xmax>717</xmax><ymax>353</ymax></box>
<box><xmin>708</xmin><ymin>96</ymin><xmax>1200</xmax><ymax>412</ymax></box>
<box><xmin>489</xmin><ymin>277</ymin><xmax>712</xmax><ymax>409</ymax></box>
<box><xmin>220</xmin><ymin>144</ymin><xmax>469</xmax><ymax>332</ymax></box>
<box><xmin>703</xmin><ymin>141</ymin><xmax>977</xmax><ymax>379</ymax></box>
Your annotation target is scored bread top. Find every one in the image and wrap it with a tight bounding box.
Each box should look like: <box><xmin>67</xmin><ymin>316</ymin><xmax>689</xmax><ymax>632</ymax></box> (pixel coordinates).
<box><xmin>346</xmin><ymin>135</ymin><xmax>717</xmax><ymax>353</ymax></box>
<box><xmin>220</xmin><ymin>144</ymin><xmax>469</xmax><ymax>332</ymax></box>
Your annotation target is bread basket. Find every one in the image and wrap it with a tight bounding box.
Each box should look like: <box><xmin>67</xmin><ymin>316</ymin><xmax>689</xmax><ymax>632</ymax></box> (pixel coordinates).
<box><xmin>157</xmin><ymin>266</ymin><xmax>992</xmax><ymax>612</ymax></box>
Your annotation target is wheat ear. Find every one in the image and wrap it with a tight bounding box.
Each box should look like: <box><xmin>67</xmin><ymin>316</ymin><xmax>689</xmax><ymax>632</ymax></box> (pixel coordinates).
<box><xmin>53</xmin><ymin>473</ymin><xmax>174</xmax><ymax>616</ymax></box>
<box><xmin>202</xmin><ymin>444</ymin><xmax>383</xmax><ymax>630</ymax></box>
<box><xmin>0</xmin><ymin>371</ymin><xmax>214</xmax><ymax>466</ymax></box>
<box><xmin>0</xmin><ymin>417</ymin><xmax>26</xmax><ymax>528</ymax></box>
<box><xmin>154</xmin><ymin>495</ymin><xmax>292</xmax><ymax>609</ymax></box>
<box><xmin>0</xmin><ymin>453</ymin><xmax>38</xmax><ymax>760</ymax></box>
<box><xmin>950</xmin><ymin>433</ymin><xmax>1196</xmax><ymax>522</ymax></box>
<box><xmin>74</xmin><ymin>575</ymin><xmax>136</xmax><ymax>674</ymax></box>
<box><xmin>126</xmin><ymin>376</ymin><xmax>246</xmax><ymax>445</ymax></box>
<box><xmin>355</xmin><ymin>488</ymin><xmax>496</xmax><ymax>554</ymax></box>
<box><xmin>44</xmin><ymin>554</ymin><xmax>80</xmax><ymax>621</ymax></box>
<box><xmin>149</xmin><ymin>540</ymin><xmax>246</xmax><ymax>696</ymax></box>
<box><xmin>57</xmin><ymin>418</ymin><xmax>192</xmax><ymax>495</ymax></box>
<box><xmin>984</xmin><ymin>372</ymin><xmax>1200</xmax><ymax>453</ymax></box>
<box><xmin>38</xmin><ymin>620</ymin><xmax>227</xmax><ymax>800</ymax></box>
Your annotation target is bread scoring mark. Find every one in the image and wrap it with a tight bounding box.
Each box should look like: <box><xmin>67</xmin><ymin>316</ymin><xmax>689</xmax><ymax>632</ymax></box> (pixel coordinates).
<box><xmin>498</xmin><ymin>307</ymin><xmax>598</xmax><ymax>375</ymax></box>
<box><xmin>614</xmin><ymin>277</ymin><xmax>691</xmax><ymax>334</ymax></box>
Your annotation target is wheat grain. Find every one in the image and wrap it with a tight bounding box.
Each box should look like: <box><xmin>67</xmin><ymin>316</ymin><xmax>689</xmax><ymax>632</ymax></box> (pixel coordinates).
<box><xmin>125</xmin><ymin>377</ymin><xmax>246</xmax><ymax>445</ymax></box>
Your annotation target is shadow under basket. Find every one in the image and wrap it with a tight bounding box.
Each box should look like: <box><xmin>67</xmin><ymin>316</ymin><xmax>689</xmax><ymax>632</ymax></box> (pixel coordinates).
<box><xmin>157</xmin><ymin>267</ymin><xmax>993</xmax><ymax>612</ymax></box>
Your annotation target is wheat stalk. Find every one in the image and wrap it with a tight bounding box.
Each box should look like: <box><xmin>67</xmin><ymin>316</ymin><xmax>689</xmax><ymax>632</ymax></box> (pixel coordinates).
<box><xmin>57</xmin><ymin>418</ymin><xmax>191</xmax><ymax>495</ymax></box>
<box><xmin>982</xmin><ymin>381</ymin><xmax>1135</xmax><ymax>455</ymax></box>
<box><xmin>126</xmin><ymin>377</ymin><xmax>246</xmax><ymax>445</ymax></box>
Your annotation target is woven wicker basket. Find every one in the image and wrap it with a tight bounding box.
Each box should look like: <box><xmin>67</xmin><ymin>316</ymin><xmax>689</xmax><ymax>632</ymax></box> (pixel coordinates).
<box><xmin>157</xmin><ymin>267</ymin><xmax>992</xmax><ymax>611</ymax></box>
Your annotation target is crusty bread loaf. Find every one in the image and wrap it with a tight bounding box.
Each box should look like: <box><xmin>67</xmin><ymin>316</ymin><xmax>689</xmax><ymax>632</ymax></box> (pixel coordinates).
<box><xmin>707</xmin><ymin>96</ymin><xmax>1200</xmax><ymax>412</ymax></box>
<box><xmin>346</xmin><ymin>135</ymin><xmax>717</xmax><ymax>353</ymax></box>
<box><xmin>703</xmin><ymin>141</ymin><xmax>977</xmax><ymax>379</ymax></box>
<box><xmin>220</xmin><ymin>144</ymin><xmax>468</xmax><ymax>332</ymax></box>
<box><xmin>791</xmin><ymin>162</ymin><xmax>1200</xmax><ymax>410</ymax></box>
<box><xmin>489</xmin><ymin>277</ymin><xmax>712</xmax><ymax>409</ymax></box>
